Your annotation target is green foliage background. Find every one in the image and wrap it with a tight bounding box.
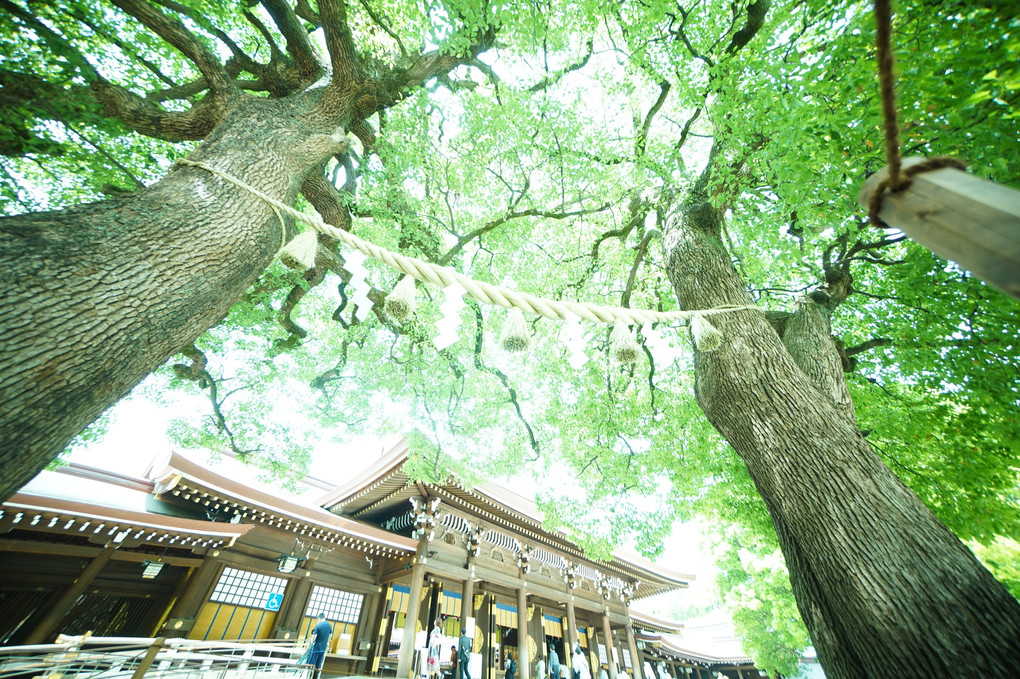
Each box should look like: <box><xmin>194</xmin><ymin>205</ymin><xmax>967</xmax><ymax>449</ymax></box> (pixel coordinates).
<box><xmin>2</xmin><ymin>1</ymin><xmax>1018</xmax><ymax>676</ymax></box>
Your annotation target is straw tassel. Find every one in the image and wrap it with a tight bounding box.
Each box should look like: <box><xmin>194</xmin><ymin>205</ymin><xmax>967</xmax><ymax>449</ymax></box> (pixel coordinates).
<box><xmin>611</xmin><ymin>319</ymin><xmax>642</xmax><ymax>363</ymax></box>
<box><xmin>499</xmin><ymin>307</ymin><xmax>532</xmax><ymax>353</ymax></box>
<box><xmin>278</xmin><ymin>230</ymin><xmax>318</xmax><ymax>270</ymax></box>
<box><xmin>384</xmin><ymin>275</ymin><xmax>418</xmax><ymax>321</ymax></box>
<box><xmin>690</xmin><ymin>314</ymin><xmax>723</xmax><ymax>352</ymax></box>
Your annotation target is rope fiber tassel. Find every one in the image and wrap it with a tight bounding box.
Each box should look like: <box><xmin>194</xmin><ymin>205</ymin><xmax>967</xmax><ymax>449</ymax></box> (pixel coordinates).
<box><xmin>611</xmin><ymin>320</ymin><xmax>642</xmax><ymax>363</ymax></box>
<box><xmin>384</xmin><ymin>275</ymin><xmax>418</xmax><ymax>321</ymax></box>
<box><xmin>499</xmin><ymin>307</ymin><xmax>532</xmax><ymax>353</ymax></box>
<box><xmin>278</xmin><ymin>230</ymin><xmax>318</xmax><ymax>270</ymax></box>
<box><xmin>690</xmin><ymin>314</ymin><xmax>723</xmax><ymax>352</ymax></box>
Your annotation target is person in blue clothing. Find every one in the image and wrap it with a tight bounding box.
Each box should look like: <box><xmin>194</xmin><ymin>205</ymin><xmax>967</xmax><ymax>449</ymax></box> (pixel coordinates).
<box><xmin>457</xmin><ymin>629</ymin><xmax>472</xmax><ymax>679</ymax></box>
<box><xmin>308</xmin><ymin>613</ymin><xmax>333</xmax><ymax>679</ymax></box>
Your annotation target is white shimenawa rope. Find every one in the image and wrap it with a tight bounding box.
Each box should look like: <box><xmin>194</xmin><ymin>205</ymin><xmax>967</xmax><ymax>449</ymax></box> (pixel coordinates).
<box><xmin>178</xmin><ymin>159</ymin><xmax>759</xmax><ymax>326</ymax></box>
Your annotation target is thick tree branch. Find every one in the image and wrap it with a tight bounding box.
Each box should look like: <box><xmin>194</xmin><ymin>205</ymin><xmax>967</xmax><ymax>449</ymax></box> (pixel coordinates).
<box><xmin>172</xmin><ymin>345</ymin><xmax>254</xmax><ymax>457</ymax></box>
<box><xmin>146</xmin><ymin>70</ymin><xmax>272</xmax><ymax>102</ymax></box>
<box><xmin>301</xmin><ymin>171</ymin><xmax>354</xmax><ymax>233</ymax></box>
<box><xmin>109</xmin><ymin>0</ymin><xmax>234</xmax><ymax>92</ymax></box>
<box><xmin>150</xmin><ymin>0</ymin><xmax>265</xmax><ymax>78</ymax></box>
<box><xmin>590</xmin><ymin>196</ymin><xmax>649</xmax><ymax>263</ymax></box>
<box><xmin>844</xmin><ymin>337</ymin><xmax>893</xmax><ymax>357</ymax></box>
<box><xmin>344</xmin><ymin>32</ymin><xmax>496</xmax><ymax>122</ymax></box>
<box><xmin>318</xmin><ymin>0</ymin><xmax>366</xmax><ymax>83</ymax></box>
<box><xmin>260</xmin><ymin>0</ymin><xmax>325</xmax><ymax>83</ymax></box>
<box><xmin>280</xmin><ymin>266</ymin><xmax>327</xmax><ymax>339</ymax></box>
<box><xmin>243</xmin><ymin>9</ymin><xmax>285</xmax><ymax>61</ymax></box>
<box><xmin>622</xmin><ymin>230</ymin><xmax>659</xmax><ymax>307</ymax></box>
<box><xmin>440</xmin><ymin>202</ymin><xmax>611</xmax><ymax>266</ymax></box>
<box><xmin>294</xmin><ymin>0</ymin><xmax>320</xmax><ymax>24</ymax></box>
<box><xmin>528</xmin><ymin>39</ymin><xmax>595</xmax><ymax>93</ymax></box>
<box><xmin>668</xmin><ymin>6</ymin><xmax>715</xmax><ymax>68</ymax></box>
<box><xmin>725</xmin><ymin>0</ymin><xmax>772</xmax><ymax>55</ymax></box>
<box><xmin>637</xmin><ymin>80</ymin><xmax>670</xmax><ymax>157</ymax></box>
<box><xmin>0</xmin><ymin>69</ymin><xmax>220</xmax><ymax>143</ymax></box>
<box><xmin>675</xmin><ymin>105</ymin><xmax>703</xmax><ymax>153</ymax></box>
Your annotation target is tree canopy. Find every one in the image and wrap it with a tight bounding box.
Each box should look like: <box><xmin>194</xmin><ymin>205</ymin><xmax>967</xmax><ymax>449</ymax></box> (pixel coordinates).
<box><xmin>2</xmin><ymin>0</ymin><xmax>1019</xmax><ymax>676</ymax></box>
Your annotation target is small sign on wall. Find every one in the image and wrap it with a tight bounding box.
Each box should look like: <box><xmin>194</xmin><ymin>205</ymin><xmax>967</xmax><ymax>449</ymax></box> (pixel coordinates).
<box><xmin>265</xmin><ymin>592</ymin><xmax>284</xmax><ymax>611</ymax></box>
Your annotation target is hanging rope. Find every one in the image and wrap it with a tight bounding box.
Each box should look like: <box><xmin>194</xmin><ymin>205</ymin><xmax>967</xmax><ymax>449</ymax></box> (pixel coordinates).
<box><xmin>176</xmin><ymin>159</ymin><xmax>759</xmax><ymax>328</ymax></box>
<box><xmin>867</xmin><ymin>0</ymin><xmax>966</xmax><ymax>227</ymax></box>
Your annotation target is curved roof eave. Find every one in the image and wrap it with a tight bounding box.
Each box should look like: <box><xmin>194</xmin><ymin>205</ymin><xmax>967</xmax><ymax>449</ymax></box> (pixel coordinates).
<box><xmin>148</xmin><ymin>451</ymin><xmax>417</xmax><ymax>555</ymax></box>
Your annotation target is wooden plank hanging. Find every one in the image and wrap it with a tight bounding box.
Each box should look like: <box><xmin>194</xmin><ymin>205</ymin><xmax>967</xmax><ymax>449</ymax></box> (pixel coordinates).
<box><xmin>858</xmin><ymin>157</ymin><xmax>1020</xmax><ymax>300</ymax></box>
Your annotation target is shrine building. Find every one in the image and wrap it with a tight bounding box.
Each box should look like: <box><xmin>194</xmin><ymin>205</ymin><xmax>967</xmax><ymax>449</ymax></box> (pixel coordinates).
<box><xmin>0</xmin><ymin>439</ymin><xmax>762</xmax><ymax>679</ymax></box>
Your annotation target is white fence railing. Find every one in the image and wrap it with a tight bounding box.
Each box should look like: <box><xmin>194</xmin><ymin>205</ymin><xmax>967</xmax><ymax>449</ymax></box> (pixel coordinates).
<box><xmin>0</xmin><ymin>635</ymin><xmax>316</xmax><ymax>679</ymax></box>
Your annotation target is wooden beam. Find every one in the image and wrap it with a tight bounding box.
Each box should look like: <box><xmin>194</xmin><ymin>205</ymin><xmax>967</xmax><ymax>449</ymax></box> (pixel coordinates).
<box><xmin>23</xmin><ymin>545</ymin><xmax>116</xmax><ymax>644</ymax></box>
<box><xmin>858</xmin><ymin>157</ymin><xmax>1020</xmax><ymax>300</ymax></box>
<box><xmin>0</xmin><ymin>538</ymin><xmax>202</xmax><ymax>566</ymax></box>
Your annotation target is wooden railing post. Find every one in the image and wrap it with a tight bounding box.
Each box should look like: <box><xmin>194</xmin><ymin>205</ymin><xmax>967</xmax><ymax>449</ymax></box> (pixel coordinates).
<box><xmin>131</xmin><ymin>637</ymin><xmax>166</xmax><ymax>679</ymax></box>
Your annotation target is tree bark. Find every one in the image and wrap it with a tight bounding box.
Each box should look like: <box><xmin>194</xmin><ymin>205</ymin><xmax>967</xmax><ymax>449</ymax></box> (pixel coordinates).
<box><xmin>661</xmin><ymin>187</ymin><xmax>1020</xmax><ymax>676</ymax></box>
<box><xmin>0</xmin><ymin>94</ymin><xmax>347</xmax><ymax>501</ymax></box>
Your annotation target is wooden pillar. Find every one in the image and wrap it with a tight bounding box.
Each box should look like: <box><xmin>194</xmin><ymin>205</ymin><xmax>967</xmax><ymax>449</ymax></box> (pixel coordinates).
<box><xmin>354</xmin><ymin>587</ymin><xmax>381</xmax><ymax>674</ymax></box>
<box><xmin>161</xmin><ymin>556</ymin><xmax>224</xmax><ymax>637</ymax></box>
<box><xmin>561</xmin><ymin>612</ymin><xmax>572</xmax><ymax>674</ymax></box>
<box><xmin>601</xmin><ymin>614</ymin><xmax>617</xmax><ymax>679</ymax></box>
<box><xmin>530</xmin><ymin>603</ymin><xmax>546</xmax><ymax>676</ymax></box>
<box><xmin>625</xmin><ymin>622</ymin><xmax>642</xmax><ymax>679</ymax></box>
<box><xmin>565</xmin><ymin>601</ymin><xmax>579</xmax><ymax>655</ymax></box>
<box><xmin>419</xmin><ymin>578</ymin><xmax>441</xmax><ymax>652</ymax></box>
<box><xmin>586</xmin><ymin>620</ymin><xmax>600</xmax><ymax>679</ymax></box>
<box><xmin>396</xmin><ymin>546</ymin><xmax>428</xmax><ymax>678</ymax></box>
<box><xmin>425</xmin><ymin>580</ymin><xmax>444</xmax><ymax>629</ymax></box>
<box><xmin>517</xmin><ymin>587</ymin><xmax>530</xmax><ymax>679</ymax></box>
<box><xmin>24</xmin><ymin>545</ymin><xmax>116</xmax><ymax>644</ymax></box>
<box><xmin>480</xmin><ymin>593</ymin><xmax>496</xmax><ymax>679</ymax></box>
<box><xmin>371</xmin><ymin>584</ymin><xmax>396</xmax><ymax>674</ymax></box>
<box><xmin>142</xmin><ymin>566</ymin><xmax>192</xmax><ymax>637</ymax></box>
<box><xmin>272</xmin><ymin>576</ymin><xmax>313</xmax><ymax>639</ymax></box>
<box><xmin>461</xmin><ymin>577</ymin><xmax>475</xmax><ymax>634</ymax></box>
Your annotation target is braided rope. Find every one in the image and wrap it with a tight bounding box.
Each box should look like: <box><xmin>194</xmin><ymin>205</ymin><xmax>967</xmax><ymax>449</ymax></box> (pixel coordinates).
<box><xmin>178</xmin><ymin>159</ymin><xmax>759</xmax><ymax>325</ymax></box>
<box><xmin>868</xmin><ymin>0</ymin><xmax>967</xmax><ymax>227</ymax></box>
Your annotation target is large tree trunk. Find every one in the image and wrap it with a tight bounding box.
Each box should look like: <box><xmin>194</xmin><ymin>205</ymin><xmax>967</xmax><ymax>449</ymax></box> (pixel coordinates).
<box><xmin>0</xmin><ymin>95</ymin><xmax>347</xmax><ymax>501</ymax></box>
<box><xmin>661</xmin><ymin>188</ymin><xmax>1020</xmax><ymax>675</ymax></box>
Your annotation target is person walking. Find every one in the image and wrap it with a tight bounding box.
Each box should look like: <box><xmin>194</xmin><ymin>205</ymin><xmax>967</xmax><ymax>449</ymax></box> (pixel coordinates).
<box><xmin>548</xmin><ymin>648</ymin><xmax>560</xmax><ymax>679</ymax></box>
<box><xmin>505</xmin><ymin>652</ymin><xmax>517</xmax><ymax>679</ymax></box>
<box><xmin>307</xmin><ymin>613</ymin><xmax>332</xmax><ymax>679</ymax></box>
<box><xmin>571</xmin><ymin>645</ymin><xmax>590</xmax><ymax>679</ymax></box>
<box><xmin>427</xmin><ymin>620</ymin><xmax>444</xmax><ymax>679</ymax></box>
<box><xmin>458</xmin><ymin>629</ymin><xmax>472</xmax><ymax>679</ymax></box>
